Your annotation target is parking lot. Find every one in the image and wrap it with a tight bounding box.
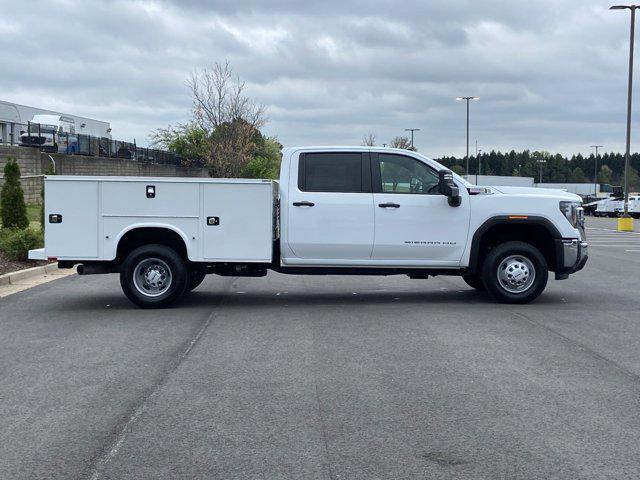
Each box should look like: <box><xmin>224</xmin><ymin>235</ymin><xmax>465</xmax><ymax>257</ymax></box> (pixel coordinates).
<box><xmin>1</xmin><ymin>216</ymin><xmax>640</xmax><ymax>479</ymax></box>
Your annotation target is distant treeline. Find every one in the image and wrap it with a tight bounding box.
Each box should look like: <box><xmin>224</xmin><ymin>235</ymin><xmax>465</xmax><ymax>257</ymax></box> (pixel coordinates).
<box><xmin>436</xmin><ymin>150</ymin><xmax>640</xmax><ymax>189</ymax></box>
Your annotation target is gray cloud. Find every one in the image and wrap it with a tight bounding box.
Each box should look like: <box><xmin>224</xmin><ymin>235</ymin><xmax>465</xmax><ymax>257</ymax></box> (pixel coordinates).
<box><xmin>0</xmin><ymin>0</ymin><xmax>634</xmax><ymax>157</ymax></box>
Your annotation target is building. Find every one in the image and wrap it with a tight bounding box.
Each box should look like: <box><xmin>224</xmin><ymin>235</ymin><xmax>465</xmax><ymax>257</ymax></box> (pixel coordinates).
<box><xmin>464</xmin><ymin>174</ymin><xmax>535</xmax><ymax>187</ymax></box>
<box><xmin>0</xmin><ymin>99</ymin><xmax>111</xmax><ymax>144</ymax></box>
<box><xmin>534</xmin><ymin>182</ymin><xmax>617</xmax><ymax>199</ymax></box>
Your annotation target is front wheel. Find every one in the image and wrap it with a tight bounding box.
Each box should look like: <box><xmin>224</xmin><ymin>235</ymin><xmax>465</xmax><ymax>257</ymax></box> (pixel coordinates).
<box><xmin>481</xmin><ymin>241</ymin><xmax>548</xmax><ymax>304</ymax></box>
<box><xmin>120</xmin><ymin>244</ymin><xmax>188</xmax><ymax>308</ymax></box>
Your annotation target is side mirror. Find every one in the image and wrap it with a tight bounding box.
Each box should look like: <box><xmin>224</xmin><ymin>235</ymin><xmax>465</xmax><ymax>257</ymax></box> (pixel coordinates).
<box><xmin>438</xmin><ymin>170</ymin><xmax>462</xmax><ymax>207</ymax></box>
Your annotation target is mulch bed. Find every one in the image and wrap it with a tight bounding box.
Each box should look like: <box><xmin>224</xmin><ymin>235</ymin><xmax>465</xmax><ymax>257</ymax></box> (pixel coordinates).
<box><xmin>0</xmin><ymin>251</ymin><xmax>50</xmax><ymax>277</ymax></box>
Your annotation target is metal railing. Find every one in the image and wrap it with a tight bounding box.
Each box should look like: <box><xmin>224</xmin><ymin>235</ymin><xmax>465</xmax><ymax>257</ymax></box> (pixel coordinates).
<box><xmin>0</xmin><ymin>121</ymin><xmax>203</xmax><ymax>167</ymax></box>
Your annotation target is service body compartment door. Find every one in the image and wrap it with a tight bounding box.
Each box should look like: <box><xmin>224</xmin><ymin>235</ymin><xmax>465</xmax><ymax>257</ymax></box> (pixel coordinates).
<box><xmin>202</xmin><ymin>182</ymin><xmax>273</xmax><ymax>262</ymax></box>
<box><xmin>45</xmin><ymin>179</ymin><xmax>99</xmax><ymax>259</ymax></box>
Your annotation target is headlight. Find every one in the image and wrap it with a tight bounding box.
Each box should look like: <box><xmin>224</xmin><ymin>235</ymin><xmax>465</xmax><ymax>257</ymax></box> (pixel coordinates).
<box><xmin>559</xmin><ymin>201</ymin><xmax>584</xmax><ymax>228</ymax></box>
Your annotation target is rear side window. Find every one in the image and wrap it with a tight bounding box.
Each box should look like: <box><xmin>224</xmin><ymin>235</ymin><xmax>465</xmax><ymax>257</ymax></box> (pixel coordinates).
<box><xmin>298</xmin><ymin>153</ymin><xmax>368</xmax><ymax>193</ymax></box>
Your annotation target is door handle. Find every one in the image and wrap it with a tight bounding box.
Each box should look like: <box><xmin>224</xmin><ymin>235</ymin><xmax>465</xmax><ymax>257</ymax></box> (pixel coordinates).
<box><xmin>378</xmin><ymin>202</ymin><xmax>400</xmax><ymax>208</ymax></box>
<box><xmin>293</xmin><ymin>201</ymin><xmax>315</xmax><ymax>207</ymax></box>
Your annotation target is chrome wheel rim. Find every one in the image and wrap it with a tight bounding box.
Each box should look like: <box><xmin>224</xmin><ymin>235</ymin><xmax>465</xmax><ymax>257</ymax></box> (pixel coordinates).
<box><xmin>133</xmin><ymin>258</ymin><xmax>172</xmax><ymax>297</ymax></box>
<box><xmin>497</xmin><ymin>255</ymin><xmax>535</xmax><ymax>294</ymax></box>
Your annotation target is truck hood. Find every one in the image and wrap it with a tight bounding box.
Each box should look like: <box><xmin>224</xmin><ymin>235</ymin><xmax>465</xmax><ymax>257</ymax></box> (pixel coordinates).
<box><xmin>490</xmin><ymin>186</ymin><xmax>582</xmax><ymax>202</ymax></box>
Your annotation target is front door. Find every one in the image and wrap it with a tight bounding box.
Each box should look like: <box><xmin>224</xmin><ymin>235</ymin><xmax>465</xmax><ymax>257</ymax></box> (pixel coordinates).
<box><xmin>371</xmin><ymin>153</ymin><xmax>470</xmax><ymax>265</ymax></box>
<box><xmin>286</xmin><ymin>151</ymin><xmax>374</xmax><ymax>260</ymax></box>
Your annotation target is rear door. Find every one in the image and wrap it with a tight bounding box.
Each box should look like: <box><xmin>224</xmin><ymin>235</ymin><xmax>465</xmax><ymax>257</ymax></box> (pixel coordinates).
<box><xmin>371</xmin><ymin>152</ymin><xmax>470</xmax><ymax>265</ymax></box>
<box><xmin>286</xmin><ymin>151</ymin><xmax>374</xmax><ymax>260</ymax></box>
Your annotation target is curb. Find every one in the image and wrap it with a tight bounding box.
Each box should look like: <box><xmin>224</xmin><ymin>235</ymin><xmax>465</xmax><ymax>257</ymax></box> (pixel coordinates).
<box><xmin>0</xmin><ymin>263</ymin><xmax>60</xmax><ymax>286</ymax></box>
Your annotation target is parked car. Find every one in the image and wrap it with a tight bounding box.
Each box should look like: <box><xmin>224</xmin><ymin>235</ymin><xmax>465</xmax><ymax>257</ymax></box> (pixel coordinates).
<box><xmin>30</xmin><ymin>147</ymin><xmax>588</xmax><ymax>307</ymax></box>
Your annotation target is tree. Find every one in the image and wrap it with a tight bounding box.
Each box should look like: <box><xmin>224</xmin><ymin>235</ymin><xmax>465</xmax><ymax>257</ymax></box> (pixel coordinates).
<box><xmin>151</xmin><ymin>123</ymin><xmax>209</xmax><ymax>165</ymax></box>
<box><xmin>598</xmin><ymin>165</ymin><xmax>613</xmax><ymax>184</ymax></box>
<box><xmin>189</xmin><ymin>62</ymin><xmax>266</xmax><ymax>177</ymax></box>
<box><xmin>152</xmin><ymin>61</ymin><xmax>267</xmax><ymax>178</ymax></box>
<box><xmin>451</xmin><ymin>164</ymin><xmax>466</xmax><ymax>176</ymax></box>
<box><xmin>568</xmin><ymin>167</ymin><xmax>586</xmax><ymax>183</ymax></box>
<box><xmin>1</xmin><ymin>159</ymin><xmax>29</xmax><ymax>230</ymax></box>
<box><xmin>242</xmin><ymin>136</ymin><xmax>282</xmax><ymax>179</ymax></box>
<box><xmin>361</xmin><ymin>133</ymin><xmax>376</xmax><ymax>146</ymax></box>
<box><xmin>390</xmin><ymin>136</ymin><xmax>416</xmax><ymax>151</ymax></box>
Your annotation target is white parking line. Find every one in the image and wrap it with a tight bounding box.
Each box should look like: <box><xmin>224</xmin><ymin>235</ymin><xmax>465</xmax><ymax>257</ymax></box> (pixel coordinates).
<box><xmin>590</xmin><ymin>244</ymin><xmax>640</xmax><ymax>247</ymax></box>
<box><xmin>587</xmin><ymin>227</ymin><xmax>640</xmax><ymax>235</ymax></box>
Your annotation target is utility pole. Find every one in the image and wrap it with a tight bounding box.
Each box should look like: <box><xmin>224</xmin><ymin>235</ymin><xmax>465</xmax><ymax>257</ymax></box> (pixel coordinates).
<box><xmin>404</xmin><ymin>129</ymin><xmax>420</xmax><ymax>149</ymax></box>
<box><xmin>591</xmin><ymin>145</ymin><xmax>603</xmax><ymax>198</ymax></box>
<box><xmin>538</xmin><ymin>158</ymin><xmax>546</xmax><ymax>184</ymax></box>
<box><xmin>611</xmin><ymin>5</ymin><xmax>637</xmax><ymax>229</ymax></box>
<box><xmin>477</xmin><ymin>149</ymin><xmax>483</xmax><ymax>185</ymax></box>
<box><xmin>456</xmin><ymin>97</ymin><xmax>479</xmax><ymax>175</ymax></box>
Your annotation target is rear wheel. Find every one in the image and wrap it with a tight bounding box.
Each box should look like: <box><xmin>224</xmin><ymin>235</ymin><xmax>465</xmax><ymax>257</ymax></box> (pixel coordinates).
<box><xmin>462</xmin><ymin>274</ymin><xmax>485</xmax><ymax>291</ymax></box>
<box><xmin>120</xmin><ymin>244</ymin><xmax>188</xmax><ymax>308</ymax></box>
<box><xmin>482</xmin><ymin>241</ymin><xmax>548</xmax><ymax>304</ymax></box>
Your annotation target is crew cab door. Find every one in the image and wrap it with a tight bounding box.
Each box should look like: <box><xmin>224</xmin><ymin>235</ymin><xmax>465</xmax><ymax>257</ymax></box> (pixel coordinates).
<box><xmin>285</xmin><ymin>151</ymin><xmax>374</xmax><ymax>260</ymax></box>
<box><xmin>371</xmin><ymin>153</ymin><xmax>470</xmax><ymax>265</ymax></box>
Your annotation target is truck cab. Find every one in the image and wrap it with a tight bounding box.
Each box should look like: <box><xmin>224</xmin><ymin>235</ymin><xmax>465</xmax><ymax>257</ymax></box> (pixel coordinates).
<box><xmin>30</xmin><ymin>146</ymin><xmax>588</xmax><ymax>308</ymax></box>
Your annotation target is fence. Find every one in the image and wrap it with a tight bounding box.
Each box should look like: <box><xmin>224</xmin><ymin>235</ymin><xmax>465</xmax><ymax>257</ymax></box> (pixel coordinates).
<box><xmin>0</xmin><ymin>121</ymin><xmax>204</xmax><ymax>167</ymax></box>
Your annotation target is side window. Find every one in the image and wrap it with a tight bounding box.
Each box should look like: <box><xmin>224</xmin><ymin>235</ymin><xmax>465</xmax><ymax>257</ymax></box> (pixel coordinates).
<box><xmin>377</xmin><ymin>154</ymin><xmax>439</xmax><ymax>194</ymax></box>
<box><xmin>299</xmin><ymin>153</ymin><xmax>366</xmax><ymax>193</ymax></box>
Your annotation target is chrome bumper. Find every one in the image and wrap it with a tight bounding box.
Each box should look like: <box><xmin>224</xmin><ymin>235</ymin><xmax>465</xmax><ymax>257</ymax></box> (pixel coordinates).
<box><xmin>555</xmin><ymin>239</ymin><xmax>588</xmax><ymax>279</ymax></box>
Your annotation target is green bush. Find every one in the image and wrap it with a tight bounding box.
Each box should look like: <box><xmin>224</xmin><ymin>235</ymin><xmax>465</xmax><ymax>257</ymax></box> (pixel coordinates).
<box><xmin>0</xmin><ymin>228</ymin><xmax>43</xmax><ymax>261</ymax></box>
<box><xmin>1</xmin><ymin>159</ymin><xmax>29</xmax><ymax>230</ymax></box>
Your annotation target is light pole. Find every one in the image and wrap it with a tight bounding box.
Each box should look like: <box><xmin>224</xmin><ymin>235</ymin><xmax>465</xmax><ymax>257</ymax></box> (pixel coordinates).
<box><xmin>476</xmin><ymin>149</ymin><xmax>483</xmax><ymax>185</ymax></box>
<box><xmin>537</xmin><ymin>158</ymin><xmax>546</xmax><ymax>184</ymax></box>
<box><xmin>611</xmin><ymin>5</ymin><xmax>637</xmax><ymax>226</ymax></box>
<box><xmin>456</xmin><ymin>96</ymin><xmax>479</xmax><ymax>175</ymax></box>
<box><xmin>591</xmin><ymin>145</ymin><xmax>603</xmax><ymax>197</ymax></box>
<box><xmin>404</xmin><ymin>128</ymin><xmax>420</xmax><ymax>149</ymax></box>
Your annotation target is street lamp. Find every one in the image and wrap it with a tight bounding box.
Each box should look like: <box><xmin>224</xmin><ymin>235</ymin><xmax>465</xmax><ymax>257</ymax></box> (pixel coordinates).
<box><xmin>456</xmin><ymin>96</ymin><xmax>479</xmax><ymax>175</ymax></box>
<box><xmin>590</xmin><ymin>145</ymin><xmax>603</xmax><ymax>198</ymax></box>
<box><xmin>610</xmin><ymin>5</ymin><xmax>637</xmax><ymax>229</ymax></box>
<box><xmin>537</xmin><ymin>158</ymin><xmax>546</xmax><ymax>184</ymax></box>
<box><xmin>404</xmin><ymin>128</ymin><xmax>420</xmax><ymax>149</ymax></box>
<box><xmin>476</xmin><ymin>149</ymin><xmax>483</xmax><ymax>185</ymax></box>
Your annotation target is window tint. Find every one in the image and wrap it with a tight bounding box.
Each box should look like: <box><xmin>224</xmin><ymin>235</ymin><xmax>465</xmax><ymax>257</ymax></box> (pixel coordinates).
<box><xmin>378</xmin><ymin>154</ymin><xmax>439</xmax><ymax>194</ymax></box>
<box><xmin>300</xmin><ymin>153</ymin><xmax>363</xmax><ymax>192</ymax></box>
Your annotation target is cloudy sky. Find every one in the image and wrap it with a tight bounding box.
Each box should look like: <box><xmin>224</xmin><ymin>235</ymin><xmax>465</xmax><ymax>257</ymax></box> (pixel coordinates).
<box><xmin>0</xmin><ymin>0</ymin><xmax>634</xmax><ymax>157</ymax></box>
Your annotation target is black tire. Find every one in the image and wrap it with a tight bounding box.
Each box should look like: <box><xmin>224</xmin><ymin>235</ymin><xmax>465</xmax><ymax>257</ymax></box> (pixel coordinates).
<box><xmin>120</xmin><ymin>244</ymin><xmax>188</xmax><ymax>308</ymax></box>
<box><xmin>187</xmin><ymin>269</ymin><xmax>206</xmax><ymax>292</ymax></box>
<box><xmin>481</xmin><ymin>241</ymin><xmax>548</xmax><ymax>304</ymax></box>
<box><xmin>462</xmin><ymin>274</ymin><xmax>485</xmax><ymax>291</ymax></box>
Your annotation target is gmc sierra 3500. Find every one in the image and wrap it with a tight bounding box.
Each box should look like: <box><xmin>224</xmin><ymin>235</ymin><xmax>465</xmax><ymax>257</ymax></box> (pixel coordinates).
<box><xmin>29</xmin><ymin>146</ymin><xmax>588</xmax><ymax>308</ymax></box>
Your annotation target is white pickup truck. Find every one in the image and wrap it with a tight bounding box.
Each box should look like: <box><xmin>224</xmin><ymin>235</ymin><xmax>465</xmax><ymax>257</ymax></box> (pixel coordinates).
<box><xmin>29</xmin><ymin>147</ymin><xmax>588</xmax><ymax>308</ymax></box>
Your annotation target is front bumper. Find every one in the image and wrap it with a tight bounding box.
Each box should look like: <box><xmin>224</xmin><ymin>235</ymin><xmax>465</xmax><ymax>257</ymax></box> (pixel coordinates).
<box><xmin>554</xmin><ymin>239</ymin><xmax>588</xmax><ymax>279</ymax></box>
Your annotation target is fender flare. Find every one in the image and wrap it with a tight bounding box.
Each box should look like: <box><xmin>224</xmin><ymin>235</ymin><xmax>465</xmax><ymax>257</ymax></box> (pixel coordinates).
<box><xmin>468</xmin><ymin>216</ymin><xmax>562</xmax><ymax>274</ymax></box>
<box><xmin>112</xmin><ymin>223</ymin><xmax>193</xmax><ymax>261</ymax></box>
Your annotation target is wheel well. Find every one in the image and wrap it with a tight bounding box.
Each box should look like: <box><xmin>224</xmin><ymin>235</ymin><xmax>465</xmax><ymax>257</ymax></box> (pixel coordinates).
<box><xmin>472</xmin><ymin>223</ymin><xmax>558</xmax><ymax>273</ymax></box>
<box><xmin>116</xmin><ymin>228</ymin><xmax>188</xmax><ymax>262</ymax></box>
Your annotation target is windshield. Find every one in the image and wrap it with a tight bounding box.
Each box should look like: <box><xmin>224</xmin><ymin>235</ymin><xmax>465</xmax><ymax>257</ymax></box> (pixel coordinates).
<box><xmin>30</xmin><ymin>125</ymin><xmax>56</xmax><ymax>134</ymax></box>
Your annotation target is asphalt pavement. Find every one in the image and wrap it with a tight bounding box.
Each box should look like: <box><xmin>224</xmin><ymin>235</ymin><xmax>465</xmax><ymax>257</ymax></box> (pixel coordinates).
<box><xmin>1</xmin><ymin>217</ymin><xmax>640</xmax><ymax>479</ymax></box>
